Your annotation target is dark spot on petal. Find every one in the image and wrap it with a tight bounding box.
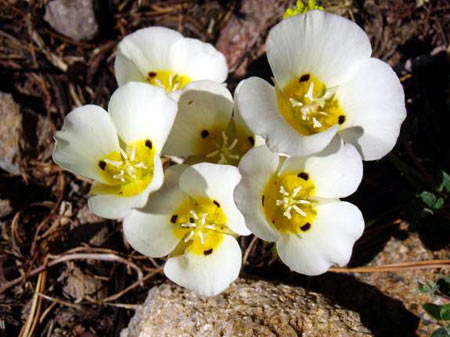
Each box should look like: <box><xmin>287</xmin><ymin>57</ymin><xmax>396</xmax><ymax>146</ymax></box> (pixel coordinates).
<box><xmin>299</xmin><ymin>74</ymin><xmax>310</xmax><ymax>82</ymax></box>
<box><xmin>248</xmin><ymin>136</ymin><xmax>255</xmax><ymax>146</ymax></box>
<box><xmin>201</xmin><ymin>130</ymin><xmax>209</xmax><ymax>139</ymax></box>
<box><xmin>272</xmin><ymin>219</ymin><xmax>275</xmax><ymax>224</ymax></box>
<box><xmin>297</xmin><ymin>172</ymin><xmax>309</xmax><ymax>180</ymax></box>
<box><xmin>301</xmin><ymin>222</ymin><xmax>311</xmax><ymax>231</ymax></box>
<box><xmin>170</xmin><ymin>215</ymin><xmax>178</xmax><ymax>223</ymax></box>
<box><xmin>188</xmin><ymin>100</ymin><xmax>193</xmax><ymax>105</ymax></box>
<box><xmin>148</xmin><ymin>71</ymin><xmax>157</xmax><ymax>78</ymax></box>
<box><xmin>203</xmin><ymin>248</ymin><xmax>213</xmax><ymax>255</ymax></box>
<box><xmin>189</xmin><ymin>217</ymin><xmax>195</xmax><ymax>223</ymax></box>
<box><xmin>145</xmin><ymin>139</ymin><xmax>153</xmax><ymax>149</ymax></box>
<box><xmin>118</xmin><ymin>191</ymin><xmax>123</xmax><ymax>195</ymax></box>
<box><xmin>338</xmin><ymin>115</ymin><xmax>346</xmax><ymax>124</ymax></box>
<box><xmin>98</xmin><ymin>160</ymin><xmax>106</xmax><ymax>170</ymax></box>
<box><xmin>262</xmin><ymin>195</ymin><xmax>265</xmax><ymax>206</ymax></box>
<box><xmin>213</xmin><ymin>200</ymin><xmax>220</xmax><ymax>207</ymax></box>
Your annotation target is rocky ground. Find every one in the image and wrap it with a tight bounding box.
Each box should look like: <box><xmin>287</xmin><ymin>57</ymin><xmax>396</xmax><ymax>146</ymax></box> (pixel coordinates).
<box><xmin>0</xmin><ymin>0</ymin><xmax>449</xmax><ymax>336</ymax></box>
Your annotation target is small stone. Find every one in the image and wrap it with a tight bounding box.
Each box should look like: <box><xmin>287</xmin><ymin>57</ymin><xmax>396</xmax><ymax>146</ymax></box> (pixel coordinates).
<box><xmin>44</xmin><ymin>0</ymin><xmax>98</xmax><ymax>41</ymax></box>
<box><xmin>121</xmin><ymin>278</ymin><xmax>372</xmax><ymax>337</ymax></box>
<box><xmin>63</xmin><ymin>264</ymin><xmax>104</xmax><ymax>302</ymax></box>
<box><xmin>0</xmin><ymin>92</ymin><xmax>22</xmax><ymax>175</ymax></box>
<box><xmin>0</xmin><ymin>199</ymin><xmax>13</xmax><ymax>218</ymax></box>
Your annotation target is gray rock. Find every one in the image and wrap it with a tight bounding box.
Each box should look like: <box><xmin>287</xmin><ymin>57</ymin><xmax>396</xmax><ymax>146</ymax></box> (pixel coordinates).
<box><xmin>0</xmin><ymin>92</ymin><xmax>22</xmax><ymax>175</ymax></box>
<box><xmin>121</xmin><ymin>278</ymin><xmax>372</xmax><ymax>337</ymax></box>
<box><xmin>356</xmin><ymin>233</ymin><xmax>450</xmax><ymax>336</ymax></box>
<box><xmin>44</xmin><ymin>0</ymin><xmax>98</xmax><ymax>41</ymax></box>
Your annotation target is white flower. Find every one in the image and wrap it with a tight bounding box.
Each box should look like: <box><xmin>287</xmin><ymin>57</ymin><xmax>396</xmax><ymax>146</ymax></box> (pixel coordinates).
<box><xmin>114</xmin><ymin>26</ymin><xmax>228</xmax><ymax>93</ymax></box>
<box><xmin>123</xmin><ymin>163</ymin><xmax>250</xmax><ymax>296</ymax></box>
<box><xmin>236</xmin><ymin>10</ymin><xmax>406</xmax><ymax>160</ymax></box>
<box><xmin>162</xmin><ymin>80</ymin><xmax>263</xmax><ymax>166</ymax></box>
<box><xmin>53</xmin><ymin>82</ymin><xmax>177</xmax><ymax>219</ymax></box>
<box><xmin>234</xmin><ymin>139</ymin><xmax>364</xmax><ymax>275</ymax></box>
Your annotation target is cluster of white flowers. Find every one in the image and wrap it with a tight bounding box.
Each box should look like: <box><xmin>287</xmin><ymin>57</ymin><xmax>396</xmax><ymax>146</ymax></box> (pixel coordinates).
<box><xmin>53</xmin><ymin>8</ymin><xmax>406</xmax><ymax>296</ymax></box>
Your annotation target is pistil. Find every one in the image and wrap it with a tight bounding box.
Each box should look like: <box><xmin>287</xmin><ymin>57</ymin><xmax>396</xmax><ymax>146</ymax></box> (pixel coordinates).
<box><xmin>205</xmin><ymin>131</ymin><xmax>240</xmax><ymax>164</ymax></box>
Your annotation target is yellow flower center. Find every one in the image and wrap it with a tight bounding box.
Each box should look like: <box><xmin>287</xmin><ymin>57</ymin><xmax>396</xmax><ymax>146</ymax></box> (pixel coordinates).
<box><xmin>277</xmin><ymin>74</ymin><xmax>346</xmax><ymax>136</ymax></box>
<box><xmin>91</xmin><ymin>139</ymin><xmax>155</xmax><ymax>197</ymax></box>
<box><xmin>146</xmin><ymin>70</ymin><xmax>191</xmax><ymax>93</ymax></box>
<box><xmin>171</xmin><ymin>198</ymin><xmax>232</xmax><ymax>256</ymax></box>
<box><xmin>194</xmin><ymin>122</ymin><xmax>255</xmax><ymax>166</ymax></box>
<box><xmin>263</xmin><ymin>170</ymin><xmax>316</xmax><ymax>234</ymax></box>
<box><xmin>283</xmin><ymin>0</ymin><xmax>324</xmax><ymax>19</ymax></box>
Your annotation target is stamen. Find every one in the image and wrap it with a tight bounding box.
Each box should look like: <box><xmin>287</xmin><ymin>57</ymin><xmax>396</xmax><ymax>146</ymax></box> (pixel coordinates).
<box><xmin>228</xmin><ymin>138</ymin><xmax>238</xmax><ymax>150</ymax></box>
<box><xmin>154</xmin><ymin>79</ymin><xmax>164</xmax><ymax>88</ymax></box>
<box><xmin>218</xmin><ymin>154</ymin><xmax>227</xmax><ymax>164</ymax></box>
<box><xmin>184</xmin><ymin>231</ymin><xmax>195</xmax><ymax>242</ymax></box>
<box><xmin>103</xmin><ymin>159</ymin><xmax>122</xmax><ymax>167</ymax></box>
<box><xmin>312</xmin><ymin>117</ymin><xmax>322</xmax><ymax>128</ymax></box>
<box><xmin>283</xmin><ymin>206</ymin><xmax>293</xmax><ymax>219</ymax></box>
<box><xmin>200</xmin><ymin>213</ymin><xmax>207</xmax><ymax>225</ymax></box>
<box><xmin>289</xmin><ymin>98</ymin><xmax>303</xmax><ymax>107</ymax></box>
<box><xmin>205</xmin><ymin>224</ymin><xmax>216</xmax><ymax>230</ymax></box>
<box><xmin>280</xmin><ymin>186</ymin><xmax>289</xmax><ymax>196</ymax></box>
<box><xmin>181</xmin><ymin>223</ymin><xmax>196</xmax><ymax>228</ymax></box>
<box><xmin>305</xmin><ymin>82</ymin><xmax>314</xmax><ymax>101</ymax></box>
<box><xmin>120</xmin><ymin>148</ymin><xmax>128</xmax><ymax>161</ymax></box>
<box><xmin>130</xmin><ymin>144</ymin><xmax>136</xmax><ymax>162</ymax></box>
<box><xmin>205</xmin><ymin>150</ymin><xmax>219</xmax><ymax>158</ymax></box>
<box><xmin>190</xmin><ymin>210</ymin><xmax>199</xmax><ymax>220</ymax></box>
<box><xmin>221</xmin><ymin>131</ymin><xmax>228</xmax><ymax>145</ymax></box>
<box><xmin>197</xmin><ymin>231</ymin><xmax>206</xmax><ymax>245</ymax></box>
<box><xmin>135</xmin><ymin>162</ymin><xmax>148</xmax><ymax>169</ymax></box>
<box><xmin>292</xmin><ymin>205</ymin><xmax>306</xmax><ymax>217</ymax></box>
<box><xmin>292</xmin><ymin>186</ymin><xmax>302</xmax><ymax>197</ymax></box>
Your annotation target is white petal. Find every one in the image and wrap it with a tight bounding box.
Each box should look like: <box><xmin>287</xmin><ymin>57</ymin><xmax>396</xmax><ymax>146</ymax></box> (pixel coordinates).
<box><xmin>87</xmin><ymin>155</ymin><xmax>164</xmax><ymax>219</ymax></box>
<box><xmin>179</xmin><ymin>163</ymin><xmax>250</xmax><ymax>236</ymax></box>
<box><xmin>123</xmin><ymin>210</ymin><xmax>180</xmax><ymax>258</ymax></box>
<box><xmin>162</xmin><ymin>80</ymin><xmax>233</xmax><ymax>157</ymax></box>
<box><xmin>114</xmin><ymin>26</ymin><xmax>183</xmax><ymax>86</ymax></box>
<box><xmin>267</xmin><ymin>10</ymin><xmax>371</xmax><ymax>88</ymax></box>
<box><xmin>234</xmin><ymin>146</ymin><xmax>281</xmax><ymax>242</ymax></box>
<box><xmin>164</xmin><ymin>235</ymin><xmax>241</xmax><ymax>296</ymax></box>
<box><xmin>232</xmin><ymin>80</ymin><xmax>254</xmax><ymax>139</ymax></box>
<box><xmin>170</xmin><ymin>38</ymin><xmax>228</xmax><ymax>83</ymax></box>
<box><xmin>276</xmin><ymin>201</ymin><xmax>364</xmax><ymax>275</ymax></box>
<box><xmin>279</xmin><ymin>137</ymin><xmax>363</xmax><ymax>198</ymax></box>
<box><xmin>143</xmin><ymin>164</ymin><xmax>190</xmax><ymax>214</ymax></box>
<box><xmin>53</xmin><ymin>105</ymin><xmax>120</xmax><ymax>183</ymax></box>
<box><xmin>337</xmin><ymin>58</ymin><xmax>406</xmax><ymax>160</ymax></box>
<box><xmin>237</xmin><ymin>77</ymin><xmax>338</xmax><ymax>156</ymax></box>
<box><xmin>108</xmin><ymin>82</ymin><xmax>177</xmax><ymax>153</ymax></box>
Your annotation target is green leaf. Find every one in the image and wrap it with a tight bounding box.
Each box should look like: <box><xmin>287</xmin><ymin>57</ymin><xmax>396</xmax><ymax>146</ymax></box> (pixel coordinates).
<box><xmin>434</xmin><ymin>197</ymin><xmax>445</xmax><ymax>210</ymax></box>
<box><xmin>424</xmin><ymin>303</ymin><xmax>450</xmax><ymax>321</ymax></box>
<box><xmin>419</xmin><ymin>281</ymin><xmax>437</xmax><ymax>294</ymax></box>
<box><xmin>421</xmin><ymin>191</ymin><xmax>437</xmax><ymax>208</ymax></box>
<box><xmin>438</xmin><ymin>171</ymin><xmax>450</xmax><ymax>193</ymax></box>
<box><xmin>432</xmin><ymin>326</ymin><xmax>450</xmax><ymax>337</ymax></box>
<box><xmin>424</xmin><ymin>303</ymin><xmax>444</xmax><ymax>320</ymax></box>
<box><xmin>420</xmin><ymin>192</ymin><xmax>445</xmax><ymax>210</ymax></box>
<box><xmin>441</xmin><ymin>304</ymin><xmax>450</xmax><ymax>320</ymax></box>
<box><xmin>438</xmin><ymin>277</ymin><xmax>450</xmax><ymax>297</ymax></box>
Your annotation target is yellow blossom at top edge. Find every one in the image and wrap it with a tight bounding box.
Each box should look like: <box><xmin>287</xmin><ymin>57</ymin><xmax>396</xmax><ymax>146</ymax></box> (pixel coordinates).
<box><xmin>283</xmin><ymin>0</ymin><xmax>324</xmax><ymax>19</ymax></box>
